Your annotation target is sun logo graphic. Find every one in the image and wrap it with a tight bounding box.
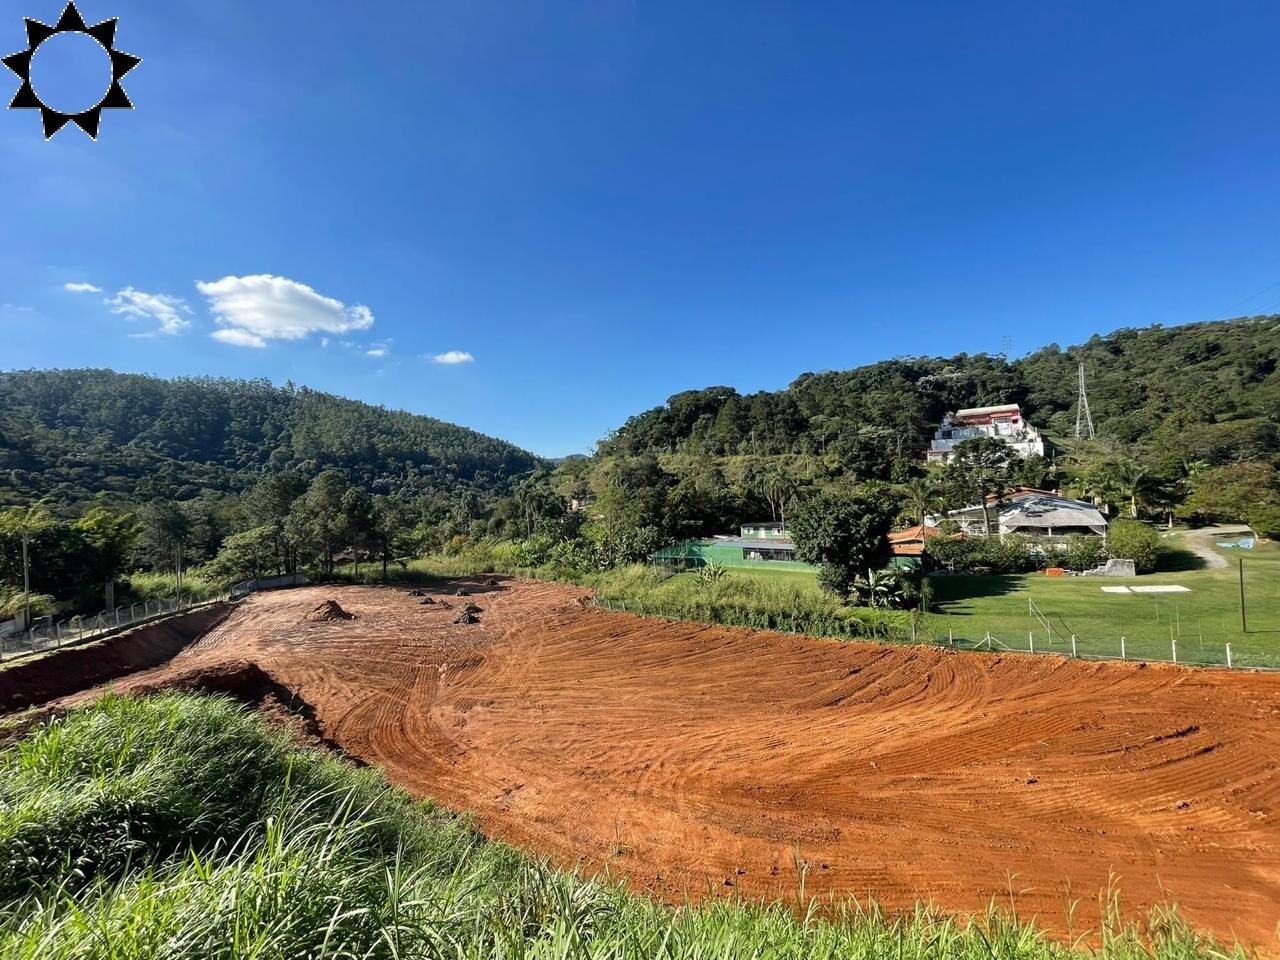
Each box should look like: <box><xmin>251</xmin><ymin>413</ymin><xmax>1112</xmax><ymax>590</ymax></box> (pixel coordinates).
<box><xmin>3</xmin><ymin>2</ymin><xmax>140</xmax><ymax>140</ymax></box>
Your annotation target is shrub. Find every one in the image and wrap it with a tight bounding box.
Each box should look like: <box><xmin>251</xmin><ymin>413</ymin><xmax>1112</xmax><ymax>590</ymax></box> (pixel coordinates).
<box><xmin>1062</xmin><ymin>534</ymin><xmax>1107</xmax><ymax>572</ymax></box>
<box><xmin>924</xmin><ymin>535</ymin><xmax>1035</xmax><ymax>574</ymax></box>
<box><xmin>923</xmin><ymin>534</ymin><xmax>975</xmax><ymax>571</ymax></box>
<box><xmin>696</xmin><ymin>561</ymin><xmax>728</xmax><ymax>584</ymax></box>
<box><xmin>1245</xmin><ymin>504</ymin><xmax>1280</xmax><ymax>540</ymax></box>
<box><xmin>442</xmin><ymin>534</ymin><xmax>472</xmax><ymax>556</ymax></box>
<box><xmin>1107</xmin><ymin>519</ymin><xmax>1162</xmax><ymax>573</ymax></box>
<box><xmin>974</xmin><ymin>534</ymin><xmax>1036</xmax><ymax>573</ymax></box>
<box><xmin>0</xmin><ymin>588</ymin><xmax>57</xmax><ymax>620</ymax></box>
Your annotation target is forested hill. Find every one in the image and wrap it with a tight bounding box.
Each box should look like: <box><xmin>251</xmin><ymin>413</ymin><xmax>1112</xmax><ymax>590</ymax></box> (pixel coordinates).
<box><xmin>0</xmin><ymin>370</ymin><xmax>539</xmax><ymax>507</ymax></box>
<box><xmin>601</xmin><ymin>316</ymin><xmax>1280</xmax><ymax>474</ymax></box>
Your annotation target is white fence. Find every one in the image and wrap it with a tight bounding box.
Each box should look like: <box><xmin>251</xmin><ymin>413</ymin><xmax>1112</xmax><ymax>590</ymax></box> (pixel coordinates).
<box><xmin>0</xmin><ymin>596</ymin><xmax>224</xmax><ymax>663</ymax></box>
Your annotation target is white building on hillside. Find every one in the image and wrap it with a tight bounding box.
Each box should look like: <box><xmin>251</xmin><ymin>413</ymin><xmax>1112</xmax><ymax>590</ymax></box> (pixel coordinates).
<box><xmin>926</xmin><ymin>404</ymin><xmax>1046</xmax><ymax>464</ymax></box>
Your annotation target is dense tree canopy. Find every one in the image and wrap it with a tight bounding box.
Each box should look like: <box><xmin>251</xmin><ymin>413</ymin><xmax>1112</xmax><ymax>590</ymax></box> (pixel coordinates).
<box><xmin>0</xmin><ymin>370</ymin><xmax>540</xmax><ymax>507</ymax></box>
<box><xmin>601</xmin><ymin>316</ymin><xmax>1280</xmax><ymax>476</ymax></box>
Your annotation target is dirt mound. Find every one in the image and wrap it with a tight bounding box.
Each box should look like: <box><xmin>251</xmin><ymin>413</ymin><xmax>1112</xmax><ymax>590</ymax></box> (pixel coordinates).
<box><xmin>419</xmin><ymin>597</ymin><xmax>436</xmax><ymax>605</ymax></box>
<box><xmin>129</xmin><ymin>661</ymin><xmax>336</xmax><ymax>749</ymax></box>
<box><xmin>454</xmin><ymin>611</ymin><xmax>480</xmax><ymax>624</ymax></box>
<box><xmin>460</xmin><ymin>603</ymin><xmax>483</xmax><ymax>615</ymax></box>
<box><xmin>306</xmin><ymin>599</ymin><xmax>355</xmax><ymax>622</ymax></box>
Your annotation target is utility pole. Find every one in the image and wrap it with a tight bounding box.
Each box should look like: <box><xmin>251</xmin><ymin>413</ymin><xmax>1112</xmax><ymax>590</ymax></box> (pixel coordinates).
<box><xmin>1074</xmin><ymin>362</ymin><xmax>1095</xmax><ymax>441</ymax></box>
<box><xmin>20</xmin><ymin>530</ymin><xmax>30</xmax><ymax>628</ymax></box>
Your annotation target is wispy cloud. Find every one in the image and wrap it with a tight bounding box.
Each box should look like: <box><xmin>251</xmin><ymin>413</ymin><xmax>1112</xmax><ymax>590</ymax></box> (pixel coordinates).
<box><xmin>366</xmin><ymin>338</ymin><xmax>393</xmax><ymax>359</ymax></box>
<box><xmin>197</xmin><ymin>274</ymin><xmax>374</xmax><ymax>348</ymax></box>
<box><xmin>211</xmin><ymin>328</ymin><xmax>266</xmax><ymax>348</ymax></box>
<box><xmin>106</xmin><ymin>287</ymin><xmax>192</xmax><ymax>336</ymax></box>
<box><xmin>426</xmin><ymin>350</ymin><xmax>474</xmax><ymax>365</ymax></box>
<box><xmin>63</xmin><ymin>281</ymin><xmax>102</xmax><ymax>294</ymax></box>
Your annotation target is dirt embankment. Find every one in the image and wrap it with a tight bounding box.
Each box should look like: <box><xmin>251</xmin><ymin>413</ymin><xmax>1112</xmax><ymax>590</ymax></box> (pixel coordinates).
<box><xmin>0</xmin><ymin>603</ymin><xmax>232</xmax><ymax>713</ymax></box>
<box><xmin>7</xmin><ymin>580</ymin><xmax>1280</xmax><ymax>952</ymax></box>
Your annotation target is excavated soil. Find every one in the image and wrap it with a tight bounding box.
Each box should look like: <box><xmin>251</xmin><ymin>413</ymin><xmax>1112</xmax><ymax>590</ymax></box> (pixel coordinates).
<box><xmin>12</xmin><ymin>581</ymin><xmax>1280</xmax><ymax>949</ymax></box>
<box><xmin>306</xmin><ymin>599</ymin><xmax>355</xmax><ymax>622</ymax></box>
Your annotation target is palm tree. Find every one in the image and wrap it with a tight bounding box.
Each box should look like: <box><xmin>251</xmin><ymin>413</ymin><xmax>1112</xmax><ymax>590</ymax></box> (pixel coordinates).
<box><xmin>761</xmin><ymin>465</ymin><xmax>796</xmax><ymax>526</ymax></box>
<box><xmin>1110</xmin><ymin>459</ymin><xmax>1153</xmax><ymax>520</ymax></box>
<box><xmin>901</xmin><ymin>478</ymin><xmax>941</xmax><ymax>528</ymax></box>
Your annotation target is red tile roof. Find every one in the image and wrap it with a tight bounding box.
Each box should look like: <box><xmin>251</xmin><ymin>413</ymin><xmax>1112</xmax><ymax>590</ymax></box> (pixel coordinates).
<box><xmin>889</xmin><ymin>525</ymin><xmax>939</xmax><ymax>543</ymax></box>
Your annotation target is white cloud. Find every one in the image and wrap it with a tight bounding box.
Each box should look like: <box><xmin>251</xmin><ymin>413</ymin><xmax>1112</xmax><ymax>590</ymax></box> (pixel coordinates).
<box><xmin>63</xmin><ymin>282</ymin><xmax>102</xmax><ymax>294</ymax></box>
<box><xmin>211</xmin><ymin>328</ymin><xmax>266</xmax><ymax>348</ymax></box>
<box><xmin>196</xmin><ymin>274</ymin><xmax>374</xmax><ymax>348</ymax></box>
<box><xmin>426</xmin><ymin>350</ymin><xmax>474</xmax><ymax>365</ymax></box>
<box><xmin>365</xmin><ymin>338</ymin><xmax>393</xmax><ymax>359</ymax></box>
<box><xmin>106</xmin><ymin>287</ymin><xmax>192</xmax><ymax>336</ymax></box>
<box><xmin>319</xmin><ymin>337</ymin><xmax>330</xmax><ymax>348</ymax></box>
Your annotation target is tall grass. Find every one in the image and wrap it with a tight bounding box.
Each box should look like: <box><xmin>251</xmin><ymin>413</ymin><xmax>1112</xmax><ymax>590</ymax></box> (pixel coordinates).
<box><xmin>591</xmin><ymin>565</ymin><xmax>916</xmax><ymax>642</ymax></box>
<box><xmin>125</xmin><ymin>570</ymin><xmax>224</xmax><ymax>604</ymax></box>
<box><xmin>0</xmin><ymin>694</ymin><xmax>1241</xmax><ymax>959</ymax></box>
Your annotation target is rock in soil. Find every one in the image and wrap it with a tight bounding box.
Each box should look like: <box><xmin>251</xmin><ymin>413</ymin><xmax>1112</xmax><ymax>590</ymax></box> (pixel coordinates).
<box><xmin>454</xmin><ymin>611</ymin><xmax>480</xmax><ymax>625</ymax></box>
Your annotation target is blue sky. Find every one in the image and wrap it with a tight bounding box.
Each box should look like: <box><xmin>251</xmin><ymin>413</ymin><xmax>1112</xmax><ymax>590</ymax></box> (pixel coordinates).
<box><xmin>2</xmin><ymin>1</ymin><xmax>1279</xmax><ymax>457</ymax></box>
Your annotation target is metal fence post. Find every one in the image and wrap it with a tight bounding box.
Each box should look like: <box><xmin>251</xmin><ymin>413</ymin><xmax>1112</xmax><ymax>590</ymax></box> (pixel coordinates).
<box><xmin>1029</xmin><ymin>631</ymin><xmax>1035</xmax><ymax>654</ymax></box>
<box><xmin>1120</xmin><ymin>636</ymin><xmax>1126</xmax><ymax>661</ymax></box>
<box><xmin>1226</xmin><ymin>643</ymin><xmax>1233</xmax><ymax>669</ymax></box>
<box><xmin>1172</xmin><ymin>638</ymin><xmax>1177</xmax><ymax>665</ymax></box>
<box><xmin>1071</xmin><ymin>634</ymin><xmax>1077</xmax><ymax>658</ymax></box>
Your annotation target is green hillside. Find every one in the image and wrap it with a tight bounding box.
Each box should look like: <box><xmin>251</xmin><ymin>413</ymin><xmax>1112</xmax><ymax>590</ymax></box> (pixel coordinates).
<box><xmin>602</xmin><ymin>316</ymin><xmax>1280</xmax><ymax>475</ymax></box>
<box><xmin>0</xmin><ymin>370</ymin><xmax>539</xmax><ymax>507</ymax></box>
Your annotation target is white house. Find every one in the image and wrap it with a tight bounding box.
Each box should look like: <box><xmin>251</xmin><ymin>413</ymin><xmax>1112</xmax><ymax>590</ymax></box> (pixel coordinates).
<box><xmin>945</xmin><ymin>489</ymin><xmax>1107</xmax><ymax>539</ymax></box>
<box><xmin>926</xmin><ymin>404</ymin><xmax>1047</xmax><ymax>464</ymax></box>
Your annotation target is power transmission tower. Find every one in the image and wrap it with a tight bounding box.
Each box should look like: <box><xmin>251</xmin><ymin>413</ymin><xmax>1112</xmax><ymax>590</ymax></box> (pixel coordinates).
<box><xmin>1074</xmin><ymin>362</ymin><xmax>1095</xmax><ymax>441</ymax></box>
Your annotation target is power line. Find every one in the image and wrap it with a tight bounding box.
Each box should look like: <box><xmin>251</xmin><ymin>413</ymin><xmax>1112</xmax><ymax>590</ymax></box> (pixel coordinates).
<box><xmin>1218</xmin><ymin>275</ymin><xmax>1280</xmax><ymax>317</ymax></box>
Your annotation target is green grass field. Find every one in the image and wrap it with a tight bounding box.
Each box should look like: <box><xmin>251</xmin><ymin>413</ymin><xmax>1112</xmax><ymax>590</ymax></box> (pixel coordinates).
<box><xmin>699</xmin><ymin>534</ymin><xmax>1280</xmax><ymax>668</ymax></box>
<box><xmin>924</xmin><ymin>533</ymin><xmax>1280</xmax><ymax>667</ymax></box>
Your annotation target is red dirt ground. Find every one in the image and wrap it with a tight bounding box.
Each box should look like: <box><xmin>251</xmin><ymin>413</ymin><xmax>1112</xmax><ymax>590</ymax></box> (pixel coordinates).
<box><xmin>17</xmin><ymin>581</ymin><xmax>1280</xmax><ymax>949</ymax></box>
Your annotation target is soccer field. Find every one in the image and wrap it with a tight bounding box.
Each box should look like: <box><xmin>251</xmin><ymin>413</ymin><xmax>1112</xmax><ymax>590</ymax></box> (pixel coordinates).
<box><xmin>924</xmin><ymin>533</ymin><xmax>1280</xmax><ymax>668</ymax></box>
<box><xmin>713</xmin><ymin>533</ymin><xmax>1280</xmax><ymax>668</ymax></box>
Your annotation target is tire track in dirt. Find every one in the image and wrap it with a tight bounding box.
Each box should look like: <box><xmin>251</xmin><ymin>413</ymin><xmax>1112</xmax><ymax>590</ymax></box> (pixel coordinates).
<box><xmin>14</xmin><ymin>579</ymin><xmax>1280</xmax><ymax>951</ymax></box>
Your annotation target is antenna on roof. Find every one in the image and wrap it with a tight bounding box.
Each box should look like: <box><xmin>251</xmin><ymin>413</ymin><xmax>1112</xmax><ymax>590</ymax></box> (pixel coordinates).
<box><xmin>1074</xmin><ymin>362</ymin><xmax>1095</xmax><ymax>441</ymax></box>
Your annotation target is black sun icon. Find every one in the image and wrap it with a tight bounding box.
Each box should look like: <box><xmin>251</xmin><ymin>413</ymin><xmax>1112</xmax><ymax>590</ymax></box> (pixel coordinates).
<box><xmin>3</xmin><ymin>1</ymin><xmax>140</xmax><ymax>140</ymax></box>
